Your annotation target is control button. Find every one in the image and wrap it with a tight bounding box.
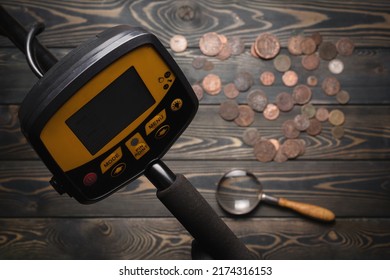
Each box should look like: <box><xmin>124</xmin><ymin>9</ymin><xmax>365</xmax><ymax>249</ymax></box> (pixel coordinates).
<box><xmin>163</xmin><ymin>84</ymin><xmax>169</xmax><ymax>90</ymax></box>
<box><xmin>83</xmin><ymin>172</ymin><xmax>97</xmax><ymax>186</ymax></box>
<box><xmin>171</xmin><ymin>98</ymin><xmax>183</xmax><ymax>111</ymax></box>
<box><xmin>125</xmin><ymin>133</ymin><xmax>150</xmax><ymax>160</ymax></box>
<box><xmin>155</xmin><ymin>124</ymin><xmax>170</xmax><ymax>139</ymax></box>
<box><xmin>100</xmin><ymin>147</ymin><xmax>123</xmax><ymax>174</ymax></box>
<box><xmin>111</xmin><ymin>163</ymin><xmax>126</xmax><ymax>177</ymax></box>
<box><xmin>164</xmin><ymin>71</ymin><xmax>171</xmax><ymax>78</ymax></box>
<box><xmin>158</xmin><ymin>77</ymin><xmax>164</xmax><ymax>83</ymax></box>
<box><xmin>145</xmin><ymin>109</ymin><xmax>167</xmax><ymax>135</ymax></box>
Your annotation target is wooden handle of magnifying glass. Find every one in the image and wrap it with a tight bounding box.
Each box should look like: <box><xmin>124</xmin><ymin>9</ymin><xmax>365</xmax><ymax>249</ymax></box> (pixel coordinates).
<box><xmin>278</xmin><ymin>198</ymin><xmax>335</xmax><ymax>222</ymax></box>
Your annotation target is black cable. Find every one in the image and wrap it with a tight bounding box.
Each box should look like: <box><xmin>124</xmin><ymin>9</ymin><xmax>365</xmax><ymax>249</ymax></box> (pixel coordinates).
<box><xmin>26</xmin><ymin>22</ymin><xmax>45</xmax><ymax>78</ymax></box>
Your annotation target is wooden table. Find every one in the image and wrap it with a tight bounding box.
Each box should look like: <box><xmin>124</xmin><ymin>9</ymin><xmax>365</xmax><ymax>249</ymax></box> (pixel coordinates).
<box><xmin>0</xmin><ymin>0</ymin><xmax>389</xmax><ymax>259</ymax></box>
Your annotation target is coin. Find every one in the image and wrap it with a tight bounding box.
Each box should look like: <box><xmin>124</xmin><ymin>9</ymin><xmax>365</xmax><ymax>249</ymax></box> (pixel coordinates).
<box><xmin>294</xmin><ymin>114</ymin><xmax>310</xmax><ymax>131</ymax></box>
<box><xmin>282</xmin><ymin>70</ymin><xmax>299</xmax><ymax>87</ymax></box>
<box><xmin>332</xmin><ymin>126</ymin><xmax>345</xmax><ymax>139</ymax></box>
<box><xmin>199</xmin><ymin>32</ymin><xmax>223</xmax><ymax>56</ymax></box>
<box><xmin>276</xmin><ymin>92</ymin><xmax>294</xmax><ymax>112</ymax></box>
<box><xmin>281</xmin><ymin>139</ymin><xmax>301</xmax><ymax>159</ymax></box>
<box><xmin>216</xmin><ymin>43</ymin><xmax>232</xmax><ymax>60</ymax></box>
<box><xmin>263</xmin><ymin>104</ymin><xmax>280</xmax><ymax>120</ymax></box>
<box><xmin>307</xmin><ymin>75</ymin><xmax>318</xmax><ymax>87</ymax></box>
<box><xmin>234</xmin><ymin>71</ymin><xmax>254</xmax><ymax>92</ymax></box>
<box><xmin>269</xmin><ymin>139</ymin><xmax>280</xmax><ymax>151</ymax></box>
<box><xmin>273</xmin><ymin>54</ymin><xmax>291</xmax><ymax>72</ymax></box>
<box><xmin>170</xmin><ymin>35</ymin><xmax>188</xmax><ymax>52</ymax></box>
<box><xmin>315</xmin><ymin>107</ymin><xmax>329</xmax><ymax>122</ymax></box>
<box><xmin>311</xmin><ymin>32</ymin><xmax>323</xmax><ymax>46</ymax></box>
<box><xmin>202</xmin><ymin>73</ymin><xmax>221</xmax><ymax>95</ymax></box>
<box><xmin>322</xmin><ymin>76</ymin><xmax>340</xmax><ymax>96</ymax></box>
<box><xmin>336</xmin><ymin>37</ymin><xmax>354</xmax><ymax>56</ymax></box>
<box><xmin>273</xmin><ymin>148</ymin><xmax>288</xmax><ymax>163</ymax></box>
<box><xmin>301</xmin><ymin>103</ymin><xmax>316</xmax><ymax>119</ymax></box>
<box><xmin>328</xmin><ymin>109</ymin><xmax>345</xmax><ymax>126</ymax></box>
<box><xmin>319</xmin><ymin>42</ymin><xmax>338</xmax><ymax>61</ymax></box>
<box><xmin>242</xmin><ymin>127</ymin><xmax>261</xmax><ymax>146</ymax></box>
<box><xmin>254</xmin><ymin>33</ymin><xmax>280</xmax><ymax>59</ymax></box>
<box><xmin>250</xmin><ymin>43</ymin><xmax>260</xmax><ymax>58</ymax></box>
<box><xmin>192</xmin><ymin>56</ymin><xmax>206</xmax><ymax>69</ymax></box>
<box><xmin>301</xmin><ymin>53</ymin><xmax>320</xmax><ymax>71</ymax></box>
<box><xmin>203</xmin><ymin>60</ymin><xmax>214</xmax><ymax>71</ymax></box>
<box><xmin>328</xmin><ymin>59</ymin><xmax>344</xmax><ymax>74</ymax></box>
<box><xmin>247</xmin><ymin>90</ymin><xmax>268</xmax><ymax>112</ymax></box>
<box><xmin>234</xmin><ymin>105</ymin><xmax>255</xmax><ymax>127</ymax></box>
<box><xmin>260</xmin><ymin>71</ymin><xmax>275</xmax><ymax>86</ymax></box>
<box><xmin>336</xmin><ymin>90</ymin><xmax>350</xmax><ymax>104</ymax></box>
<box><xmin>306</xmin><ymin>119</ymin><xmax>322</xmax><ymax>136</ymax></box>
<box><xmin>297</xmin><ymin>138</ymin><xmax>306</xmax><ymax>156</ymax></box>
<box><xmin>287</xmin><ymin>35</ymin><xmax>304</xmax><ymax>55</ymax></box>
<box><xmin>219</xmin><ymin>100</ymin><xmax>239</xmax><ymax>121</ymax></box>
<box><xmin>292</xmin><ymin>84</ymin><xmax>312</xmax><ymax>105</ymax></box>
<box><xmin>300</xmin><ymin>37</ymin><xmax>317</xmax><ymax>55</ymax></box>
<box><xmin>223</xmin><ymin>83</ymin><xmax>239</xmax><ymax>99</ymax></box>
<box><xmin>218</xmin><ymin>34</ymin><xmax>228</xmax><ymax>45</ymax></box>
<box><xmin>282</xmin><ymin>119</ymin><xmax>300</xmax><ymax>139</ymax></box>
<box><xmin>254</xmin><ymin>140</ymin><xmax>277</xmax><ymax>162</ymax></box>
<box><xmin>192</xmin><ymin>84</ymin><xmax>204</xmax><ymax>100</ymax></box>
<box><xmin>228</xmin><ymin>36</ymin><xmax>245</xmax><ymax>55</ymax></box>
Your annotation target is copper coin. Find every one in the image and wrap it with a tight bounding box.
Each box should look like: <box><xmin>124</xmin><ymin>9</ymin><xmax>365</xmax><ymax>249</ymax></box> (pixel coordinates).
<box><xmin>250</xmin><ymin>43</ymin><xmax>260</xmax><ymax>58</ymax></box>
<box><xmin>269</xmin><ymin>139</ymin><xmax>280</xmax><ymax>151</ymax></box>
<box><xmin>199</xmin><ymin>32</ymin><xmax>223</xmax><ymax>56</ymax></box>
<box><xmin>282</xmin><ymin>119</ymin><xmax>300</xmax><ymax>139</ymax></box>
<box><xmin>301</xmin><ymin>53</ymin><xmax>320</xmax><ymax>71</ymax></box>
<box><xmin>306</xmin><ymin>119</ymin><xmax>322</xmax><ymax>136</ymax></box>
<box><xmin>218</xmin><ymin>34</ymin><xmax>228</xmax><ymax>45</ymax></box>
<box><xmin>216</xmin><ymin>43</ymin><xmax>232</xmax><ymax>60</ymax></box>
<box><xmin>192</xmin><ymin>84</ymin><xmax>204</xmax><ymax>100</ymax></box>
<box><xmin>307</xmin><ymin>75</ymin><xmax>318</xmax><ymax>87</ymax></box>
<box><xmin>234</xmin><ymin>71</ymin><xmax>254</xmax><ymax>92</ymax></box>
<box><xmin>192</xmin><ymin>56</ymin><xmax>206</xmax><ymax>69</ymax></box>
<box><xmin>328</xmin><ymin>59</ymin><xmax>344</xmax><ymax>74</ymax></box>
<box><xmin>263</xmin><ymin>104</ymin><xmax>280</xmax><ymax>120</ymax></box>
<box><xmin>281</xmin><ymin>139</ymin><xmax>301</xmax><ymax>159</ymax></box>
<box><xmin>332</xmin><ymin>126</ymin><xmax>345</xmax><ymax>139</ymax></box>
<box><xmin>228</xmin><ymin>36</ymin><xmax>245</xmax><ymax>55</ymax></box>
<box><xmin>328</xmin><ymin>109</ymin><xmax>345</xmax><ymax>126</ymax></box>
<box><xmin>300</xmin><ymin>37</ymin><xmax>317</xmax><ymax>55</ymax></box>
<box><xmin>276</xmin><ymin>92</ymin><xmax>294</xmax><ymax>112</ymax></box>
<box><xmin>319</xmin><ymin>42</ymin><xmax>338</xmax><ymax>61</ymax></box>
<box><xmin>254</xmin><ymin>140</ymin><xmax>277</xmax><ymax>162</ymax></box>
<box><xmin>247</xmin><ymin>90</ymin><xmax>268</xmax><ymax>112</ymax></box>
<box><xmin>336</xmin><ymin>90</ymin><xmax>350</xmax><ymax>104</ymax></box>
<box><xmin>254</xmin><ymin>33</ymin><xmax>280</xmax><ymax>59</ymax></box>
<box><xmin>336</xmin><ymin>37</ymin><xmax>355</xmax><ymax>56</ymax></box>
<box><xmin>311</xmin><ymin>32</ymin><xmax>323</xmax><ymax>46</ymax></box>
<box><xmin>234</xmin><ymin>105</ymin><xmax>255</xmax><ymax>127</ymax></box>
<box><xmin>292</xmin><ymin>84</ymin><xmax>312</xmax><ymax>105</ymax></box>
<box><xmin>170</xmin><ymin>35</ymin><xmax>188</xmax><ymax>53</ymax></box>
<box><xmin>260</xmin><ymin>71</ymin><xmax>275</xmax><ymax>86</ymax></box>
<box><xmin>203</xmin><ymin>60</ymin><xmax>215</xmax><ymax>71</ymax></box>
<box><xmin>287</xmin><ymin>35</ymin><xmax>304</xmax><ymax>55</ymax></box>
<box><xmin>273</xmin><ymin>148</ymin><xmax>288</xmax><ymax>163</ymax></box>
<box><xmin>315</xmin><ymin>107</ymin><xmax>329</xmax><ymax>122</ymax></box>
<box><xmin>223</xmin><ymin>83</ymin><xmax>239</xmax><ymax>99</ymax></box>
<box><xmin>273</xmin><ymin>54</ymin><xmax>291</xmax><ymax>72</ymax></box>
<box><xmin>322</xmin><ymin>76</ymin><xmax>340</xmax><ymax>96</ymax></box>
<box><xmin>282</xmin><ymin>70</ymin><xmax>299</xmax><ymax>87</ymax></box>
<box><xmin>297</xmin><ymin>138</ymin><xmax>306</xmax><ymax>156</ymax></box>
<box><xmin>202</xmin><ymin>74</ymin><xmax>221</xmax><ymax>95</ymax></box>
<box><xmin>219</xmin><ymin>100</ymin><xmax>239</xmax><ymax>121</ymax></box>
<box><xmin>242</xmin><ymin>128</ymin><xmax>261</xmax><ymax>146</ymax></box>
<box><xmin>301</xmin><ymin>103</ymin><xmax>316</xmax><ymax>119</ymax></box>
<box><xmin>294</xmin><ymin>114</ymin><xmax>310</xmax><ymax>131</ymax></box>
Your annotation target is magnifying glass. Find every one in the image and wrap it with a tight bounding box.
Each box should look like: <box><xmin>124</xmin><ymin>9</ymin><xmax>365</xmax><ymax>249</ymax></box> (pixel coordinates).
<box><xmin>216</xmin><ymin>169</ymin><xmax>335</xmax><ymax>222</ymax></box>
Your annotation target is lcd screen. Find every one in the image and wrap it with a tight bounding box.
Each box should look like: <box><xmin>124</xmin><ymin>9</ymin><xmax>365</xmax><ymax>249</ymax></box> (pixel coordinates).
<box><xmin>66</xmin><ymin>66</ymin><xmax>155</xmax><ymax>155</ymax></box>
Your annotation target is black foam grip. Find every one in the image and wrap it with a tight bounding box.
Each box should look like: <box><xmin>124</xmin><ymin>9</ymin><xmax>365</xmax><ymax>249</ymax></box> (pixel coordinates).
<box><xmin>156</xmin><ymin>174</ymin><xmax>257</xmax><ymax>259</ymax></box>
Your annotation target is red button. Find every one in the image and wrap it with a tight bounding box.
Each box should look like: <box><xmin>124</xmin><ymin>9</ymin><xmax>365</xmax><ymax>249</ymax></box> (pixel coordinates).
<box><xmin>83</xmin><ymin>172</ymin><xmax>97</xmax><ymax>186</ymax></box>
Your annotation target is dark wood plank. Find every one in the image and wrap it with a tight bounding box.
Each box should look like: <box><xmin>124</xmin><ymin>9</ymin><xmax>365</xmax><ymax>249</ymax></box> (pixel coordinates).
<box><xmin>0</xmin><ymin>217</ymin><xmax>389</xmax><ymax>259</ymax></box>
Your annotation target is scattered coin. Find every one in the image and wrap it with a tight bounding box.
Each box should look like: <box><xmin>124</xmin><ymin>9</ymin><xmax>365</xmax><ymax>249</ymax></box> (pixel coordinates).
<box><xmin>219</xmin><ymin>100</ymin><xmax>239</xmax><ymax>121</ymax></box>
<box><xmin>282</xmin><ymin>70</ymin><xmax>299</xmax><ymax>87</ymax></box>
<box><xmin>223</xmin><ymin>83</ymin><xmax>240</xmax><ymax>99</ymax></box>
<box><xmin>254</xmin><ymin>33</ymin><xmax>280</xmax><ymax>59</ymax></box>
<box><xmin>273</xmin><ymin>54</ymin><xmax>291</xmax><ymax>72</ymax></box>
<box><xmin>294</xmin><ymin>114</ymin><xmax>310</xmax><ymax>131</ymax></box>
<box><xmin>199</xmin><ymin>32</ymin><xmax>223</xmax><ymax>56</ymax></box>
<box><xmin>260</xmin><ymin>71</ymin><xmax>275</xmax><ymax>86</ymax></box>
<box><xmin>336</xmin><ymin>37</ymin><xmax>355</xmax><ymax>56</ymax></box>
<box><xmin>234</xmin><ymin>71</ymin><xmax>254</xmax><ymax>92</ymax></box>
<box><xmin>332</xmin><ymin>126</ymin><xmax>345</xmax><ymax>139</ymax></box>
<box><xmin>216</xmin><ymin>43</ymin><xmax>233</xmax><ymax>60</ymax></box>
<box><xmin>234</xmin><ymin>105</ymin><xmax>255</xmax><ymax>127</ymax></box>
<box><xmin>300</xmin><ymin>37</ymin><xmax>317</xmax><ymax>55</ymax></box>
<box><xmin>269</xmin><ymin>139</ymin><xmax>280</xmax><ymax>151</ymax></box>
<box><xmin>311</xmin><ymin>32</ymin><xmax>323</xmax><ymax>46</ymax></box>
<box><xmin>307</xmin><ymin>75</ymin><xmax>318</xmax><ymax>87</ymax></box>
<box><xmin>328</xmin><ymin>109</ymin><xmax>345</xmax><ymax>126</ymax></box>
<box><xmin>228</xmin><ymin>36</ymin><xmax>245</xmax><ymax>55</ymax></box>
<box><xmin>328</xmin><ymin>59</ymin><xmax>344</xmax><ymax>74</ymax></box>
<box><xmin>170</xmin><ymin>35</ymin><xmax>188</xmax><ymax>52</ymax></box>
<box><xmin>319</xmin><ymin>42</ymin><xmax>338</xmax><ymax>61</ymax></box>
<box><xmin>292</xmin><ymin>84</ymin><xmax>312</xmax><ymax>105</ymax></box>
<box><xmin>273</xmin><ymin>148</ymin><xmax>288</xmax><ymax>163</ymax></box>
<box><xmin>301</xmin><ymin>103</ymin><xmax>316</xmax><ymax>119</ymax></box>
<box><xmin>192</xmin><ymin>84</ymin><xmax>204</xmax><ymax>100</ymax></box>
<box><xmin>250</xmin><ymin>43</ymin><xmax>260</xmax><ymax>58</ymax></box>
<box><xmin>306</xmin><ymin>118</ymin><xmax>322</xmax><ymax>136</ymax></box>
<box><xmin>202</xmin><ymin>73</ymin><xmax>222</xmax><ymax>95</ymax></box>
<box><xmin>242</xmin><ymin>127</ymin><xmax>261</xmax><ymax>146</ymax></box>
<box><xmin>297</xmin><ymin>138</ymin><xmax>306</xmax><ymax>156</ymax></box>
<box><xmin>281</xmin><ymin>139</ymin><xmax>301</xmax><ymax>159</ymax></box>
<box><xmin>192</xmin><ymin>56</ymin><xmax>206</xmax><ymax>69</ymax></box>
<box><xmin>263</xmin><ymin>104</ymin><xmax>280</xmax><ymax>120</ymax></box>
<box><xmin>287</xmin><ymin>35</ymin><xmax>304</xmax><ymax>55</ymax></box>
<box><xmin>322</xmin><ymin>76</ymin><xmax>341</xmax><ymax>96</ymax></box>
<box><xmin>254</xmin><ymin>140</ymin><xmax>277</xmax><ymax>162</ymax></box>
<box><xmin>315</xmin><ymin>107</ymin><xmax>329</xmax><ymax>122</ymax></box>
<box><xmin>276</xmin><ymin>92</ymin><xmax>294</xmax><ymax>112</ymax></box>
<box><xmin>301</xmin><ymin>53</ymin><xmax>320</xmax><ymax>71</ymax></box>
<box><xmin>203</xmin><ymin>60</ymin><xmax>215</xmax><ymax>71</ymax></box>
<box><xmin>336</xmin><ymin>90</ymin><xmax>350</xmax><ymax>104</ymax></box>
<box><xmin>247</xmin><ymin>90</ymin><xmax>268</xmax><ymax>112</ymax></box>
<box><xmin>282</xmin><ymin>119</ymin><xmax>300</xmax><ymax>139</ymax></box>
<box><xmin>218</xmin><ymin>34</ymin><xmax>228</xmax><ymax>45</ymax></box>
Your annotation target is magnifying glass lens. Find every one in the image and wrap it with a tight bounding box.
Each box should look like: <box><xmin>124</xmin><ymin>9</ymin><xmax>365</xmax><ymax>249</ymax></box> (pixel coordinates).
<box><xmin>216</xmin><ymin>170</ymin><xmax>262</xmax><ymax>215</ymax></box>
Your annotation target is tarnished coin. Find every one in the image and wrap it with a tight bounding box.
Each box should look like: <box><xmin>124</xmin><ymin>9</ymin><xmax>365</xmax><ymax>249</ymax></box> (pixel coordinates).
<box><xmin>199</xmin><ymin>32</ymin><xmax>223</xmax><ymax>56</ymax></box>
<box><xmin>322</xmin><ymin>76</ymin><xmax>341</xmax><ymax>96</ymax></box>
<box><xmin>216</xmin><ymin>43</ymin><xmax>232</xmax><ymax>60</ymax></box>
<box><xmin>250</xmin><ymin>43</ymin><xmax>260</xmax><ymax>58</ymax></box>
<box><xmin>170</xmin><ymin>35</ymin><xmax>188</xmax><ymax>52</ymax></box>
<box><xmin>336</xmin><ymin>37</ymin><xmax>355</xmax><ymax>56</ymax></box>
<box><xmin>234</xmin><ymin>105</ymin><xmax>255</xmax><ymax>127</ymax></box>
<box><xmin>273</xmin><ymin>148</ymin><xmax>288</xmax><ymax>163</ymax></box>
<box><xmin>300</xmin><ymin>37</ymin><xmax>317</xmax><ymax>55</ymax></box>
<box><xmin>202</xmin><ymin>73</ymin><xmax>221</xmax><ymax>95</ymax></box>
<box><xmin>292</xmin><ymin>84</ymin><xmax>312</xmax><ymax>105</ymax></box>
<box><xmin>306</xmin><ymin>119</ymin><xmax>322</xmax><ymax>136</ymax></box>
<box><xmin>242</xmin><ymin>127</ymin><xmax>261</xmax><ymax>146</ymax></box>
<box><xmin>254</xmin><ymin>140</ymin><xmax>277</xmax><ymax>162</ymax></box>
<box><xmin>282</xmin><ymin>119</ymin><xmax>300</xmax><ymax>139</ymax></box>
<box><xmin>311</xmin><ymin>32</ymin><xmax>323</xmax><ymax>46</ymax></box>
<box><xmin>203</xmin><ymin>60</ymin><xmax>215</xmax><ymax>71</ymax></box>
<box><xmin>328</xmin><ymin>59</ymin><xmax>344</xmax><ymax>74</ymax></box>
<box><xmin>281</xmin><ymin>139</ymin><xmax>301</xmax><ymax>159</ymax></box>
<box><xmin>247</xmin><ymin>90</ymin><xmax>268</xmax><ymax>112</ymax></box>
<box><xmin>307</xmin><ymin>75</ymin><xmax>318</xmax><ymax>87</ymax></box>
<box><xmin>319</xmin><ymin>42</ymin><xmax>338</xmax><ymax>61</ymax></box>
<box><xmin>336</xmin><ymin>90</ymin><xmax>350</xmax><ymax>104</ymax></box>
<box><xmin>302</xmin><ymin>53</ymin><xmax>320</xmax><ymax>71</ymax></box>
<box><xmin>228</xmin><ymin>36</ymin><xmax>245</xmax><ymax>55</ymax></box>
<box><xmin>260</xmin><ymin>71</ymin><xmax>275</xmax><ymax>86</ymax></box>
<box><xmin>234</xmin><ymin>71</ymin><xmax>254</xmax><ymax>92</ymax></box>
<box><xmin>328</xmin><ymin>109</ymin><xmax>345</xmax><ymax>126</ymax></box>
<box><xmin>294</xmin><ymin>114</ymin><xmax>310</xmax><ymax>131</ymax></box>
<box><xmin>282</xmin><ymin>70</ymin><xmax>299</xmax><ymax>87</ymax></box>
<box><xmin>332</xmin><ymin>126</ymin><xmax>345</xmax><ymax>139</ymax></box>
<box><xmin>263</xmin><ymin>104</ymin><xmax>280</xmax><ymax>120</ymax></box>
<box><xmin>276</xmin><ymin>92</ymin><xmax>294</xmax><ymax>112</ymax></box>
<box><xmin>254</xmin><ymin>33</ymin><xmax>280</xmax><ymax>59</ymax></box>
<box><xmin>192</xmin><ymin>56</ymin><xmax>206</xmax><ymax>69</ymax></box>
<box><xmin>301</xmin><ymin>103</ymin><xmax>316</xmax><ymax>119</ymax></box>
<box><xmin>297</xmin><ymin>138</ymin><xmax>306</xmax><ymax>156</ymax></box>
<box><xmin>192</xmin><ymin>84</ymin><xmax>204</xmax><ymax>100</ymax></box>
<box><xmin>273</xmin><ymin>54</ymin><xmax>291</xmax><ymax>72</ymax></box>
<box><xmin>315</xmin><ymin>107</ymin><xmax>329</xmax><ymax>122</ymax></box>
<box><xmin>223</xmin><ymin>83</ymin><xmax>239</xmax><ymax>99</ymax></box>
<box><xmin>219</xmin><ymin>100</ymin><xmax>239</xmax><ymax>121</ymax></box>
<box><xmin>287</xmin><ymin>35</ymin><xmax>304</xmax><ymax>55</ymax></box>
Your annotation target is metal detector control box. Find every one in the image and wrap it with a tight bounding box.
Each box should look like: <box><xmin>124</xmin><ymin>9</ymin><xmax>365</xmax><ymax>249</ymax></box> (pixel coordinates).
<box><xmin>19</xmin><ymin>25</ymin><xmax>198</xmax><ymax>203</ymax></box>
